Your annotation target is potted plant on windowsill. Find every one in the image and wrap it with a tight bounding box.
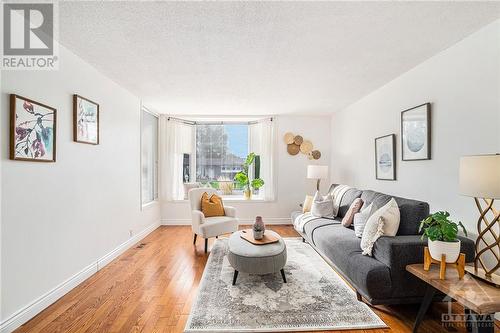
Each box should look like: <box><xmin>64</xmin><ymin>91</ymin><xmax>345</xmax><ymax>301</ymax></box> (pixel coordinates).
<box><xmin>234</xmin><ymin>152</ymin><xmax>264</xmax><ymax>200</ymax></box>
<box><xmin>419</xmin><ymin>211</ymin><xmax>468</xmax><ymax>263</ymax></box>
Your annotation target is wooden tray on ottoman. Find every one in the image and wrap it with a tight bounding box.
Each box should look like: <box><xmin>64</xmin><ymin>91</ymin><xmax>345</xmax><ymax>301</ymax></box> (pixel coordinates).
<box><xmin>240</xmin><ymin>229</ymin><xmax>279</xmax><ymax>245</ymax></box>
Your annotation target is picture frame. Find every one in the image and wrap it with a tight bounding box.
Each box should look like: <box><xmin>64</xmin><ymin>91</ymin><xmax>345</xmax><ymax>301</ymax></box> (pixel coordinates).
<box><xmin>73</xmin><ymin>94</ymin><xmax>99</xmax><ymax>145</ymax></box>
<box><xmin>401</xmin><ymin>103</ymin><xmax>431</xmax><ymax>161</ymax></box>
<box><xmin>375</xmin><ymin>134</ymin><xmax>396</xmax><ymax>180</ymax></box>
<box><xmin>10</xmin><ymin>94</ymin><xmax>57</xmax><ymax>162</ymax></box>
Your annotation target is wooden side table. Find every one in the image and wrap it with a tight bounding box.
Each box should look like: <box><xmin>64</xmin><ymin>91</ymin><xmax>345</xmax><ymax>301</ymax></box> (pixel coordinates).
<box><xmin>406</xmin><ymin>264</ymin><xmax>500</xmax><ymax>333</ymax></box>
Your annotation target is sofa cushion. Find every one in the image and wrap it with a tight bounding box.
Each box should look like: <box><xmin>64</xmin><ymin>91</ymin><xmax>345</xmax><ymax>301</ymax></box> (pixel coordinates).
<box><xmin>361</xmin><ymin>190</ymin><xmax>429</xmax><ymax>235</ymax></box>
<box><xmin>311</xmin><ymin>224</ymin><xmax>392</xmax><ymax>301</ymax></box>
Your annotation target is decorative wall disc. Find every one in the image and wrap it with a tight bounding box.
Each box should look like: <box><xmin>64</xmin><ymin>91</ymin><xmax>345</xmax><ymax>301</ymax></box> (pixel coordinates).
<box><xmin>283</xmin><ymin>132</ymin><xmax>320</xmax><ymax>160</ymax></box>
<box><xmin>294</xmin><ymin>135</ymin><xmax>303</xmax><ymax>145</ymax></box>
<box><xmin>287</xmin><ymin>143</ymin><xmax>300</xmax><ymax>155</ymax></box>
<box><xmin>300</xmin><ymin>140</ymin><xmax>313</xmax><ymax>154</ymax></box>
<box><xmin>283</xmin><ymin>132</ymin><xmax>295</xmax><ymax>144</ymax></box>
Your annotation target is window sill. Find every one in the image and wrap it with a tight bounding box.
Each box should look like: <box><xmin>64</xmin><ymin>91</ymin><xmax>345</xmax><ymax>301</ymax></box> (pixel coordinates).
<box><xmin>166</xmin><ymin>196</ymin><xmax>272</xmax><ymax>203</ymax></box>
<box><xmin>142</xmin><ymin>200</ymin><xmax>159</xmax><ymax>210</ymax></box>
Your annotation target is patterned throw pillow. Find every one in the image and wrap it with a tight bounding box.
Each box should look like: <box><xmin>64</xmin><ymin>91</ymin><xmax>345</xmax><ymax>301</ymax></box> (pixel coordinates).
<box><xmin>342</xmin><ymin>198</ymin><xmax>364</xmax><ymax>227</ymax></box>
<box><xmin>201</xmin><ymin>192</ymin><xmax>225</xmax><ymax>217</ymax></box>
<box><xmin>310</xmin><ymin>191</ymin><xmax>335</xmax><ymax>218</ymax></box>
<box><xmin>353</xmin><ymin>203</ymin><xmax>376</xmax><ymax>238</ymax></box>
<box><xmin>360</xmin><ymin>198</ymin><xmax>401</xmax><ymax>256</ymax></box>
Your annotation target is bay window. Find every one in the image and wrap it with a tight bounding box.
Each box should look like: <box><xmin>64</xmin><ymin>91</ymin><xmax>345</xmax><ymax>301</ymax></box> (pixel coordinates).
<box><xmin>160</xmin><ymin>117</ymin><xmax>275</xmax><ymax>201</ymax></box>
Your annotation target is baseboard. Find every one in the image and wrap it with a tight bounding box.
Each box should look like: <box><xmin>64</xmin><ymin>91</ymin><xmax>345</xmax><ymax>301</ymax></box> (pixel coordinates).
<box><xmin>162</xmin><ymin>217</ymin><xmax>292</xmax><ymax>225</ymax></box>
<box><xmin>0</xmin><ymin>221</ymin><xmax>161</xmax><ymax>333</ymax></box>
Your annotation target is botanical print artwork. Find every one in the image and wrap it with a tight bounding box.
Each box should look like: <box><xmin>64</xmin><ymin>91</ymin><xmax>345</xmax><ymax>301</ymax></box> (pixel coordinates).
<box><xmin>375</xmin><ymin>134</ymin><xmax>395</xmax><ymax>180</ymax></box>
<box><xmin>10</xmin><ymin>94</ymin><xmax>56</xmax><ymax>162</ymax></box>
<box><xmin>74</xmin><ymin>95</ymin><xmax>99</xmax><ymax>144</ymax></box>
<box><xmin>401</xmin><ymin>103</ymin><xmax>431</xmax><ymax>160</ymax></box>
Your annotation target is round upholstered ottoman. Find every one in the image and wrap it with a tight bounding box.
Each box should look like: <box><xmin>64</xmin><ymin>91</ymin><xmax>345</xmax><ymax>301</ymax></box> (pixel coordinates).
<box><xmin>227</xmin><ymin>230</ymin><xmax>287</xmax><ymax>285</ymax></box>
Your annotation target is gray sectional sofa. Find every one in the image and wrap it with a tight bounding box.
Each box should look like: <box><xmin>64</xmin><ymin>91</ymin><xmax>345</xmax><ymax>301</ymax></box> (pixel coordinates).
<box><xmin>292</xmin><ymin>184</ymin><xmax>475</xmax><ymax>305</ymax></box>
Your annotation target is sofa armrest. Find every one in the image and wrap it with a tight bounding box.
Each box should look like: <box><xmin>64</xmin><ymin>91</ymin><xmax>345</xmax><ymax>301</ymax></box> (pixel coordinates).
<box><xmin>372</xmin><ymin>235</ymin><xmax>475</xmax><ymax>269</ymax></box>
<box><xmin>225</xmin><ymin>206</ymin><xmax>236</xmax><ymax>218</ymax></box>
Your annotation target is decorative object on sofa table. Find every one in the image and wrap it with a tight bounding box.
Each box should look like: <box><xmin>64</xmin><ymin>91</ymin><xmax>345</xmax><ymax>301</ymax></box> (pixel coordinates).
<box><xmin>401</xmin><ymin>103</ymin><xmax>431</xmax><ymax>161</ymax></box>
<box><xmin>234</xmin><ymin>152</ymin><xmax>264</xmax><ymax>200</ymax></box>
<box><xmin>459</xmin><ymin>154</ymin><xmax>500</xmax><ymax>286</ymax></box>
<box><xmin>374</xmin><ymin>134</ymin><xmax>396</xmax><ymax>180</ymax></box>
<box><xmin>253</xmin><ymin>216</ymin><xmax>265</xmax><ymax>240</ymax></box>
<box><xmin>419</xmin><ymin>211</ymin><xmax>467</xmax><ymax>279</ymax></box>
<box><xmin>307</xmin><ymin>165</ymin><xmax>328</xmax><ymax>191</ymax></box>
<box><xmin>423</xmin><ymin>246</ymin><xmax>465</xmax><ymax>280</ymax></box>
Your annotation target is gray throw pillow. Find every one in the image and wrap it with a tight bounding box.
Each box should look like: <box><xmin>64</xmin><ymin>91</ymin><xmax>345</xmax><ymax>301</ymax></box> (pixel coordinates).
<box><xmin>310</xmin><ymin>191</ymin><xmax>334</xmax><ymax>218</ymax></box>
<box><xmin>353</xmin><ymin>203</ymin><xmax>376</xmax><ymax>238</ymax></box>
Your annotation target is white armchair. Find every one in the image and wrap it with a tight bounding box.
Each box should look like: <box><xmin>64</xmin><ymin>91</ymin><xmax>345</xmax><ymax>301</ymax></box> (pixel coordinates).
<box><xmin>188</xmin><ymin>188</ymin><xmax>239</xmax><ymax>253</ymax></box>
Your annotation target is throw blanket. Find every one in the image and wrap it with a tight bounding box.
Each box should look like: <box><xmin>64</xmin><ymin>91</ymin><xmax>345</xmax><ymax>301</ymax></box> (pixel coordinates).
<box><xmin>294</xmin><ymin>184</ymin><xmax>352</xmax><ymax>233</ymax></box>
<box><xmin>294</xmin><ymin>213</ymin><xmax>322</xmax><ymax>233</ymax></box>
<box><xmin>331</xmin><ymin>184</ymin><xmax>351</xmax><ymax>216</ymax></box>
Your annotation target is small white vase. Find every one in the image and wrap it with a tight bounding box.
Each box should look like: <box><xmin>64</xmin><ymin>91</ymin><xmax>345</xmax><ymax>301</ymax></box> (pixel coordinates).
<box><xmin>428</xmin><ymin>239</ymin><xmax>461</xmax><ymax>263</ymax></box>
<box><xmin>253</xmin><ymin>230</ymin><xmax>264</xmax><ymax>240</ymax></box>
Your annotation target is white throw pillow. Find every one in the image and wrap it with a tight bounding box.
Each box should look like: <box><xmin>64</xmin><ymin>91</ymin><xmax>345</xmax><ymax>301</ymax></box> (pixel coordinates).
<box><xmin>353</xmin><ymin>203</ymin><xmax>376</xmax><ymax>237</ymax></box>
<box><xmin>310</xmin><ymin>191</ymin><xmax>334</xmax><ymax>218</ymax></box>
<box><xmin>360</xmin><ymin>198</ymin><xmax>401</xmax><ymax>256</ymax></box>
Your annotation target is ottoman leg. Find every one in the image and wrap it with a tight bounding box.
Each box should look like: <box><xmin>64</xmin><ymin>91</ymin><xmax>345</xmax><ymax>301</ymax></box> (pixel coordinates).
<box><xmin>204</xmin><ymin>238</ymin><xmax>208</xmax><ymax>253</ymax></box>
<box><xmin>280</xmin><ymin>269</ymin><xmax>287</xmax><ymax>283</ymax></box>
<box><xmin>232</xmin><ymin>270</ymin><xmax>239</xmax><ymax>285</ymax></box>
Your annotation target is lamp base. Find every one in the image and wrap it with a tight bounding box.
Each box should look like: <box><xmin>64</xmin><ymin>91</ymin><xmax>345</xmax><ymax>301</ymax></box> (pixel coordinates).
<box><xmin>465</xmin><ymin>264</ymin><xmax>500</xmax><ymax>287</ymax></box>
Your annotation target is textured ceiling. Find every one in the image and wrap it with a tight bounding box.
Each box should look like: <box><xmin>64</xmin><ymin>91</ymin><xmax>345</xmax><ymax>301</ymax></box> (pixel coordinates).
<box><xmin>59</xmin><ymin>1</ymin><xmax>500</xmax><ymax>115</ymax></box>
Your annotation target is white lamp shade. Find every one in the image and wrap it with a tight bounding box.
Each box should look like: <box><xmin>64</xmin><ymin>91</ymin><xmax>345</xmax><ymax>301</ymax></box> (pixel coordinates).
<box><xmin>459</xmin><ymin>154</ymin><xmax>500</xmax><ymax>199</ymax></box>
<box><xmin>307</xmin><ymin>165</ymin><xmax>329</xmax><ymax>179</ymax></box>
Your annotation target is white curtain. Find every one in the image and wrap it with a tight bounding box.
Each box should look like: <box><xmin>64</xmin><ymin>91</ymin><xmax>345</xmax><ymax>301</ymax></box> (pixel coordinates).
<box><xmin>160</xmin><ymin>116</ymin><xmax>194</xmax><ymax>201</ymax></box>
<box><xmin>249</xmin><ymin>118</ymin><xmax>276</xmax><ymax>201</ymax></box>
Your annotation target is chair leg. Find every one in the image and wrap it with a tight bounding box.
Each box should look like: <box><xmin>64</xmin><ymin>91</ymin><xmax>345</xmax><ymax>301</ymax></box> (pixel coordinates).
<box><xmin>193</xmin><ymin>234</ymin><xmax>197</xmax><ymax>245</ymax></box>
<box><xmin>280</xmin><ymin>269</ymin><xmax>287</xmax><ymax>283</ymax></box>
<box><xmin>204</xmin><ymin>238</ymin><xmax>208</xmax><ymax>253</ymax></box>
<box><xmin>232</xmin><ymin>270</ymin><xmax>239</xmax><ymax>285</ymax></box>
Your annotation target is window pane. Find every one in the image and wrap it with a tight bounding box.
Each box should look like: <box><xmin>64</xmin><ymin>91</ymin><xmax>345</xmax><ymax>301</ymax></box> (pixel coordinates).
<box><xmin>141</xmin><ymin>111</ymin><xmax>158</xmax><ymax>204</ymax></box>
<box><xmin>195</xmin><ymin>124</ymin><xmax>248</xmax><ymax>195</ymax></box>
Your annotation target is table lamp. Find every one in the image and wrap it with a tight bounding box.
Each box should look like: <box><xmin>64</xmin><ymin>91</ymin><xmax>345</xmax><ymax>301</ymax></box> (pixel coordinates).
<box><xmin>459</xmin><ymin>154</ymin><xmax>500</xmax><ymax>285</ymax></box>
<box><xmin>307</xmin><ymin>165</ymin><xmax>328</xmax><ymax>191</ymax></box>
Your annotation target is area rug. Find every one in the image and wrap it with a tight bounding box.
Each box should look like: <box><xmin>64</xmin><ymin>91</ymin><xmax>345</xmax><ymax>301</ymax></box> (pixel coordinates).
<box><xmin>185</xmin><ymin>238</ymin><xmax>387</xmax><ymax>332</ymax></box>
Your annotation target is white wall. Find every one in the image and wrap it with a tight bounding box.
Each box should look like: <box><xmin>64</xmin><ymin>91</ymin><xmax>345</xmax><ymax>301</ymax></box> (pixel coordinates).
<box><xmin>330</xmin><ymin>20</ymin><xmax>500</xmax><ymax>236</ymax></box>
<box><xmin>161</xmin><ymin>115</ymin><xmax>331</xmax><ymax>224</ymax></box>
<box><xmin>0</xmin><ymin>46</ymin><xmax>160</xmax><ymax>331</ymax></box>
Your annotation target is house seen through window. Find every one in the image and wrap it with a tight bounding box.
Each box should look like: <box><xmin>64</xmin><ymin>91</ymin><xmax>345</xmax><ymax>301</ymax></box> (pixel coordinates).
<box><xmin>186</xmin><ymin>124</ymin><xmax>259</xmax><ymax>197</ymax></box>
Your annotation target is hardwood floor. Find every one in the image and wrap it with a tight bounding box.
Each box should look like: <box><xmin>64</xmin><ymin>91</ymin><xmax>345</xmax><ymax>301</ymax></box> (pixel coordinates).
<box><xmin>14</xmin><ymin>225</ymin><xmax>494</xmax><ymax>333</ymax></box>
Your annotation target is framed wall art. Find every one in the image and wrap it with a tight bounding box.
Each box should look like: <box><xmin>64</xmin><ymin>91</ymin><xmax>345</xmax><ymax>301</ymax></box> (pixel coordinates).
<box><xmin>10</xmin><ymin>94</ymin><xmax>57</xmax><ymax>162</ymax></box>
<box><xmin>401</xmin><ymin>103</ymin><xmax>431</xmax><ymax>161</ymax></box>
<box><xmin>73</xmin><ymin>94</ymin><xmax>99</xmax><ymax>145</ymax></box>
<box><xmin>375</xmin><ymin>134</ymin><xmax>396</xmax><ymax>180</ymax></box>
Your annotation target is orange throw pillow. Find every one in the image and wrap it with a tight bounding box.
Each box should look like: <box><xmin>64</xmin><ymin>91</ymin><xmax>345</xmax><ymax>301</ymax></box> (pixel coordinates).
<box><xmin>201</xmin><ymin>192</ymin><xmax>225</xmax><ymax>217</ymax></box>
